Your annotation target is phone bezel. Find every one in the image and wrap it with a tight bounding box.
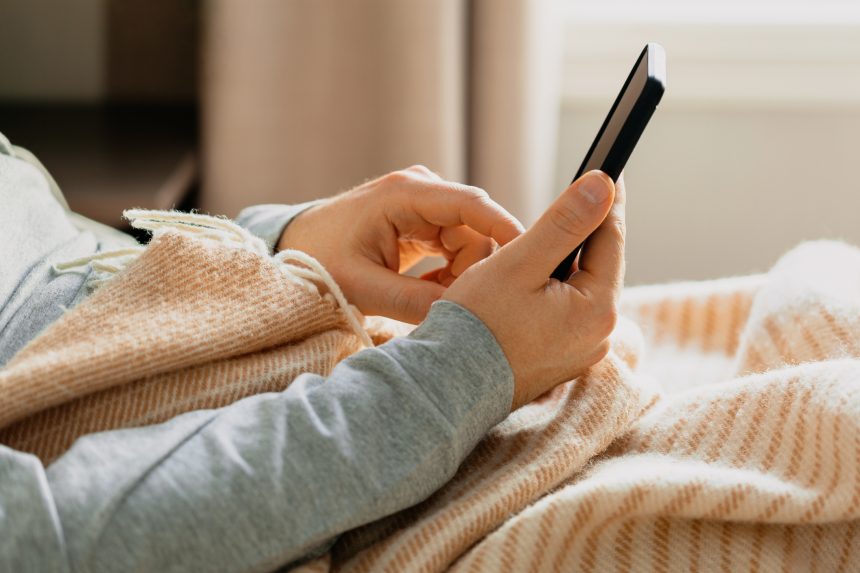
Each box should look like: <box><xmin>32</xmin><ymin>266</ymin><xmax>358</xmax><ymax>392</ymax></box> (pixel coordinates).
<box><xmin>550</xmin><ymin>43</ymin><xmax>666</xmax><ymax>281</ymax></box>
<box><xmin>572</xmin><ymin>43</ymin><xmax>666</xmax><ymax>183</ymax></box>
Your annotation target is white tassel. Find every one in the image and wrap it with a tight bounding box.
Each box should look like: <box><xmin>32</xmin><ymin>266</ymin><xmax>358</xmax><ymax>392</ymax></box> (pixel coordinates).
<box><xmin>276</xmin><ymin>249</ymin><xmax>375</xmax><ymax>348</ymax></box>
<box><xmin>53</xmin><ymin>209</ymin><xmax>374</xmax><ymax>348</ymax></box>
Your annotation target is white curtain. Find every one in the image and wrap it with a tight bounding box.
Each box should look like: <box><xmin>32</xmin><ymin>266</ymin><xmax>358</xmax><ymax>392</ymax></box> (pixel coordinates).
<box><xmin>202</xmin><ymin>0</ymin><xmax>562</xmax><ymax>225</ymax></box>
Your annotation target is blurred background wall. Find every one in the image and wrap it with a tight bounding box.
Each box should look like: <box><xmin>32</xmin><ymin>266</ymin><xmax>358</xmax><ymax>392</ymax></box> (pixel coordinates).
<box><xmin>0</xmin><ymin>0</ymin><xmax>105</xmax><ymax>101</ymax></box>
<box><xmin>558</xmin><ymin>0</ymin><xmax>860</xmax><ymax>284</ymax></box>
<box><xmin>202</xmin><ymin>0</ymin><xmax>562</xmax><ymax>226</ymax></box>
<box><xmin>0</xmin><ymin>0</ymin><xmax>198</xmax><ymax>230</ymax></box>
<box><xmin>1</xmin><ymin>0</ymin><xmax>859</xmax><ymax>285</ymax></box>
<box><xmin>0</xmin><ymin>0</ymin><xmax>197</xmax><ymax>102</ymax></box>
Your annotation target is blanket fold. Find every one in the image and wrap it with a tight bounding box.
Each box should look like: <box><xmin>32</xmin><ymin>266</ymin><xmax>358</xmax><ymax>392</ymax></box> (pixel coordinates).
<box><xmin>2</xmin><ymin>211</ymin><xmax>858</xmax><ymax>571</ymax></box>
<box><xmin>316</xmin><ymin>241</ymin><xmax>860</xmax><ymax>572</ymax></box>
<box><xmin>0</xmin><ymin>211</ymin><xmax>373</xmax><ymax>462</ymax></box>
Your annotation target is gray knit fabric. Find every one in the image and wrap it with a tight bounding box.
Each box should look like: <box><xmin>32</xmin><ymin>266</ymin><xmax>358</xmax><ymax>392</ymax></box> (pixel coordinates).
<box><xmin>0</xmin><ymin>136</ymin><xmax>514</xmax><ymax>572</ymax></box>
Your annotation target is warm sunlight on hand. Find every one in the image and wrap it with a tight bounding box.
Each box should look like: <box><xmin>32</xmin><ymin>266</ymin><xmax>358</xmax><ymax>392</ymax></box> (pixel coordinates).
<box><xmin>277</xmin><ymin>165</ymin><xmax>524</xmax><ymax>323</ymax></box>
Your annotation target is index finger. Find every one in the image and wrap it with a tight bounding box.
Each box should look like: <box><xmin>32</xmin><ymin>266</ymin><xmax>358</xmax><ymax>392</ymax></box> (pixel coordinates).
<box><xmin>571</xmin><ymin>174</ymin><xmax>626</xmax><ymax>291</ymax></box>
<box><xmin>402</xmin><ymin>179</ymin><xmax>525</xmax><ymax>246</ymax></box>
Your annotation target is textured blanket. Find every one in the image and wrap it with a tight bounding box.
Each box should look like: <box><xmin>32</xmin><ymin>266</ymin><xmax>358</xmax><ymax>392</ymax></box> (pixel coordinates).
<box><xmin>0</xmin><ymin>211</ymin><xmax>379</xmax><ymax>462</ymax></box>
<box><xmin>2</xmin><ymin>212</ymin><xmax>859</xmax><ymax>571</ymax></box>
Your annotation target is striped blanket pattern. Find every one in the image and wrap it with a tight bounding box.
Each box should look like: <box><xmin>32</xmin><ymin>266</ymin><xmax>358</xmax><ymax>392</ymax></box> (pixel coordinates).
<box><xmin>1</xmin><ymin>210</ymin><xmax>858</xmax><ymax>571</ymax></box>
<box><xmin>307</xmin><ymin>240</ymin><xmax>860</xmax><ymax>572</ymax></box>
<box><xmin>0</xmin><ymin>212</ymin><xmax>372</xmax><ymax>463</ymax></box>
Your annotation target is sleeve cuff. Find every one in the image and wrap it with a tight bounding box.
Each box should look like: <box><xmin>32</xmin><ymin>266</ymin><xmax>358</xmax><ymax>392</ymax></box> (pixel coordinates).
<box><xmin>384</xmin><ymin>300</ymin><xmax>514</xmax><ymax>455</ymax></box>
<box><xmin>234</xmin><ymin>200</ymin><xmax>327</xmax><ymax>254</ymax></box>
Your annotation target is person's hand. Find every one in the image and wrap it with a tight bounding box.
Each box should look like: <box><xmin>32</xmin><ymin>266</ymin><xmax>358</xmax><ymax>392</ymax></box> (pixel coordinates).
<box><xmin>277</xmin><ymin>165</ymin><xmax>524</xmax><ymax>323</ymax></box>
<box><xmin>444</xmin><ymin>170</ymin><xmax>625</xmax><ymax>410</ymax></box>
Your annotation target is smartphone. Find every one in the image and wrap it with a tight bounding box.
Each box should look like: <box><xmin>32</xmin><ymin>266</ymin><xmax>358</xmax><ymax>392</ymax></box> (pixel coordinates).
<box><xmin>550</xmin><ymin>43</ymin><xmax>666</xmax><ymax>281</ymax></box>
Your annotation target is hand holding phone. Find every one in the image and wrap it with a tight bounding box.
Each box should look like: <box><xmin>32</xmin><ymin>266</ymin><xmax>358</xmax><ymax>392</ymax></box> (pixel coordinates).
<box><xmin>551</xmin><ymin>43</ymin><xmax>666</xmax><ymax>281</ymax></box>
<box><xmin>444</xmin><ymin>169</ymin><xmax>623</xmax><ymax>409</ymax></box>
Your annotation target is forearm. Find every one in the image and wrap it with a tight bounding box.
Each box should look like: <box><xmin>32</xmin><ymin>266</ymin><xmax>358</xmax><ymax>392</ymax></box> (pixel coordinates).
<box><xmin>45</xmin><ymin>301</ymin><xmax>512</xmax><ymax>572</ymax></box>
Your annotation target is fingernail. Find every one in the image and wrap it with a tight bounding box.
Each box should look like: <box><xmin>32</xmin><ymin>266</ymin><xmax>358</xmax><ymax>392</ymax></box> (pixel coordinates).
<box><xmin>579</xmin><ymin>172</ymin><xmax>611</xmax><ymax>205</ymax></box>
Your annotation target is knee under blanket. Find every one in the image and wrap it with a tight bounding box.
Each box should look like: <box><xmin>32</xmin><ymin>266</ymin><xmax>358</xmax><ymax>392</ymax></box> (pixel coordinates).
<box><xmin>1</xmin><ymin>211</ymin><xmax>858</xmax><ymax>571</ymax></box>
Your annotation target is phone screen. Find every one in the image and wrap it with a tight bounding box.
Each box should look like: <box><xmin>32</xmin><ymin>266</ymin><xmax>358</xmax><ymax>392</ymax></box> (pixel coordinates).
<box><xmin>575</xmin><ymin>52</ymin><xmax>649</xmax><ymax>180</ymax></box>
<box><xmin>550</xmin><ymin>43</ymin><xmax>665</xmax><ymax>281</ymax></box>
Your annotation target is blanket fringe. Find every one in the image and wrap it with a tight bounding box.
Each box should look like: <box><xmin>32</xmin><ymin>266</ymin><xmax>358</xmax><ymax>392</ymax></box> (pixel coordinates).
<box><xmin>53</xmin><ymin>209</ymin><xmax>374</xmax><ymax>348</ymax></box>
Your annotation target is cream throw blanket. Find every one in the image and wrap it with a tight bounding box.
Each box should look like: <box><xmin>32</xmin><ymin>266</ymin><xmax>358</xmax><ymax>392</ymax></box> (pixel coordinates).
<box><xmin>1</xmin><ymin>211</ymin><xmax>859</xmax><ymax>571</ymax></box>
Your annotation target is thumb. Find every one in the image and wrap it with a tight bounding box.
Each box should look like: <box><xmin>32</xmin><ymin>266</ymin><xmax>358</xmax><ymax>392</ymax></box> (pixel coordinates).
<box><xmin>501</xmin><ymin>170</ymin><xmax>614</xmax><ymax>283</ymax></box>
<box><xmin>356</xmin><ymin>262</ymin><xmax>446</xmax><ymax>324</ymax></box>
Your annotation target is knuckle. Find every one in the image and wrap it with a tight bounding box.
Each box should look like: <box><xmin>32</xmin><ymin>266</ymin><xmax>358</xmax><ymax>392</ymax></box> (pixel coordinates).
<box><xmin>383</xmin><ymin>170</ymin><xmax>408</xmax><ymax>185</ymax></box>
<box><xmin>592</xmin><ymin>340</ymin><xmax>611</xmax><ymax>363</ymax></box>
<box><xmin>391</xmin><ymin>283</ymin><xmax>434</xmax><ymax>320</ymax></box>
<box><xmin>392</xmin><ymin>286</ymin><xmax>419</xmax><ymax>317</ymax></box>
<box><xmin>464</xmin><ymin>186</ymin><xmax>490</xmax><ymax>202</ymax></box>
<box><xmin>548</xmin><ymin>203</ymin><xmax>590</xmax><ymax>239</ymax></box>
<box><xmin>408</xmin><ymin>164</ymin><xmax>433</xmax><ymax>176</ymax></box>
<box><xmin>612</xmin><ymin>217</ymin><xmax>627</xmax><ymax>245</ymax></box>
<box><xmin>592</xmin><ymin>301</ymin><xmax>619</xmax><ymax>339</ymax></box>
<box><xmin>478</xmin><ymin>236</ymin><xmax>495</xmax><ymax>258</ymax></box>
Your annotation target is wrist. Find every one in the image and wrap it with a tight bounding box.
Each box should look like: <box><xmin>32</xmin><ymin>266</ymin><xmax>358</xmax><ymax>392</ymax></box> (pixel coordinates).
<box><xmin>276</xmin><ymin>201</ymin><xmax>327</xmax><ymax>253</ymax></box>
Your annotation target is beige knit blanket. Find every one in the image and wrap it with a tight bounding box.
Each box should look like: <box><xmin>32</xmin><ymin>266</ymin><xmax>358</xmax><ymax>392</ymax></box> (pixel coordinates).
<box><xmin>2</xmin><ymin>212</ymin><xmax>859</xmax><ymax>571</ymax></box>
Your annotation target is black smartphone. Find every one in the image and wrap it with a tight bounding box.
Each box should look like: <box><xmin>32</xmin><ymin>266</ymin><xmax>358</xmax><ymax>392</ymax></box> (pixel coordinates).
<box><xmin>550</xmin><ymin>43</ymin><xmax>666</xmax><ymax>281</ymax></box>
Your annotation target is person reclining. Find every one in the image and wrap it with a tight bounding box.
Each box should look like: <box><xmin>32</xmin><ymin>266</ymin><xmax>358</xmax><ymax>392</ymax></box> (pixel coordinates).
<box><xmin>0</xmin><ymin>134</ymin><xmax>623</xmax><ymax>571</ymax></box>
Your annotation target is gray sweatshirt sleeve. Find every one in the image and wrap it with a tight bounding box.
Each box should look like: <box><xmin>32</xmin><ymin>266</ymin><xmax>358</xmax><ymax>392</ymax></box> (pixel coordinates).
<box><xmin>2</xmin><ymin>300</ymin><xmax>514</xmax><ymax>572</ymax></box>
<box><xmin>235</xmin><ymin>200</ymin><xmax>326</xmax><ymax>253</ymax></box>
